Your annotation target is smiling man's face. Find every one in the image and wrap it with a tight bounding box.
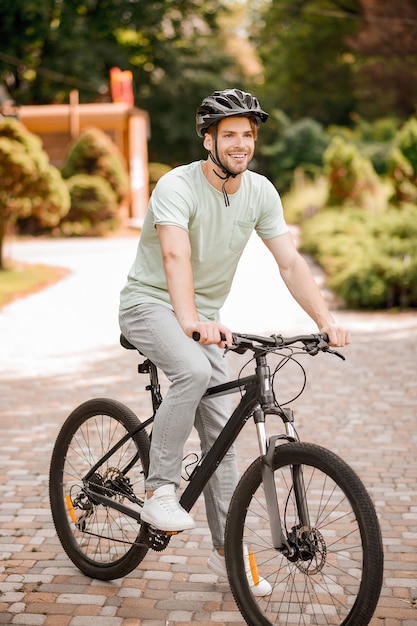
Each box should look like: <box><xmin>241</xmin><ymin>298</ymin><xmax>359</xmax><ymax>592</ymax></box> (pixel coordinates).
<box><xmin>204</xmin><ymin>116</ymin><xmax>256</xmax><ymax>176</ymax></box>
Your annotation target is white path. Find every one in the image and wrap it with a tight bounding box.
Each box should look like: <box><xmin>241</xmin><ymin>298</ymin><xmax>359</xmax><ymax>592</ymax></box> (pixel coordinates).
<box><xmin>1</xmin><ymin>232</ymin><xmax>416</xmax><ymax>379</ymax></box>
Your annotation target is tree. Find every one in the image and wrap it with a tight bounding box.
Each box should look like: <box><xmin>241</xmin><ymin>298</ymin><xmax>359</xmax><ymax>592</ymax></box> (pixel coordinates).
<box><xmin>0</xmin><ymin>0</ymin><xmax>245</xmax><ymax>165</ymax></box>
<box><xmin>348</xmin><ymin>0</ymin><xmax>417</xmax><ymax>119</ymax></box>
<box><xmin>0</xmin><ymin>117</ymin><xmax>70</xmax><ymax>268</ymax></box>
<box><xmin>251</xmin><ymin>0</ymin><xmax>362</xmax><ymax>126</ymax></box>
<box><xmin>250</xmin><ymin>0</ymin><xmax>417</xmax><ymax>126</ymax></box>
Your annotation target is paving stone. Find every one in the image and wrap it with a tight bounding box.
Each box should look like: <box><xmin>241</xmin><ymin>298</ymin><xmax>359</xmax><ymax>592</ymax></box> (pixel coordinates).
<box><xmin>1</xmin><ymin>236</ymin><xmax>417</xmax><ymax>625</ymax></box>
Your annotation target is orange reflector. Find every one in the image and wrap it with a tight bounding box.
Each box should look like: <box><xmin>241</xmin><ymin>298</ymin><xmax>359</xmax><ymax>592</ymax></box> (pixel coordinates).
<box><xmin>248</xmin><ymin>550</ymin><xmax>260</xmax><ymax>586</ymax></box>
<box><xmin>65</xmin><ymin>495</ymin><xmax>77</xmax><ymax>523</ymax></box>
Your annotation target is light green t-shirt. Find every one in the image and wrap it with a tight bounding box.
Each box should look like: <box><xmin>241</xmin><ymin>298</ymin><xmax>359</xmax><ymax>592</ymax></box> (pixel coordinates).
<box><xmin>120</xmin><ymin>161</ymin><xmax>289</xmax><ymax>321</ymax></box>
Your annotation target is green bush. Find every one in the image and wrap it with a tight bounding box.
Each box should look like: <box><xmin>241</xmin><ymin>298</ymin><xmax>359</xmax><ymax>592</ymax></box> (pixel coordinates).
<box><xmin>260</xmin><ymin>116</ymin><xmax>330</xmax><ymax>193</ymax></box>
<box><xmin>397</xmin><ymin>117</ymin><xmax>417</xmax><ymax>176</ymax></box>
<box><xmin>324</xmin><ymin>136</ymin><xmax>380</xmax><ymax>209</ymax></box>
<box><xmin>351</xmin><ymin>117</ymin><xmax>399</xmax><ymax>175</ymax></box>
<box><xmin>62</xmin><ymin>127</ymin><xmax>129</xmax><ymax>205</ymax></box>
<box><xmin>61</xmin><ymin>174</ymin><xmax>119</xmax><ymax>236</ymax></box>
<box><xmin>282</xmin><ymin>173</ymin><xmax>328</xmax><ymax>224</ymax></box>
<box><xmin>0</xmin><ymin>117</ymin><xmax>69</xmax><ymax>265</ymax></box>
<box><xmin>301</xmin><ymin>205</ymin><xmax>417</xmax><ymax>309</ymax></box>
<box><xmin>386</xmin><ymin>147</ymin><xmax>417</xmax><ymax>205</ymax></box>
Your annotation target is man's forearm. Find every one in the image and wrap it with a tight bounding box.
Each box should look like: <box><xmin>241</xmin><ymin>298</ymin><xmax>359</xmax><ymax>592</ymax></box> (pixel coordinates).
<box><xmin>163</xmin><ymin>255</ymin><xmax>199</xmax><ymax>329</ymax></box>
<box><xmin>279</xmin><ymin>253</ymin><xmax>335</xmax><ymax>329</ymax></box>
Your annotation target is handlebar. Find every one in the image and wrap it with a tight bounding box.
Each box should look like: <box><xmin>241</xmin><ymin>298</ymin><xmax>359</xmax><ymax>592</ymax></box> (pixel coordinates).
<box><xmin>192</xmin><ymin>331</ymin><xmax>345</xmax><ymax>360</ymax></box>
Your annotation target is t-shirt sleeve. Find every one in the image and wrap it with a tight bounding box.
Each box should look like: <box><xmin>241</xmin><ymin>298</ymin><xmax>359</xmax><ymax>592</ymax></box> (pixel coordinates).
<box><xmin>150</xmin><ymin>170</ymin><xmax>194</xmax><ymax>231</ymax></box>
<box><xmin>255</xmin><ymin>177</ymin><xmax>289</xmax><ymax>240</ymax></box>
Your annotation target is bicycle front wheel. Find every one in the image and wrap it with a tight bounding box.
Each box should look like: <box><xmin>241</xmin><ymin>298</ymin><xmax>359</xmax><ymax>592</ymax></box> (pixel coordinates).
<box><xmin>225</xmin><ymin>442</ymin><xmax>383</xmax><ymax>626</ymax></box>
<box><xmin>49</xmin><ymin>398</ymin><xmax>151</xmax><ymax>580</ymax></box>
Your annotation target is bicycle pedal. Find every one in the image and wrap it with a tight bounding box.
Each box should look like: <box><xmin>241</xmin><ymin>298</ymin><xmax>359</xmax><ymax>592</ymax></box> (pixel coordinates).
<box><xmin>145</xmin><ymin>525</ymin><xmax>172</xmax><ymax>551</ymax></box>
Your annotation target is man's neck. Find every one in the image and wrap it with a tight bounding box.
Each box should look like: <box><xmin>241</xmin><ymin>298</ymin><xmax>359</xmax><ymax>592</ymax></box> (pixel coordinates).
<box><xmin>201</xmin><ymin>159</ymin><xmax>242</xmax><ymax>194</ymax></box>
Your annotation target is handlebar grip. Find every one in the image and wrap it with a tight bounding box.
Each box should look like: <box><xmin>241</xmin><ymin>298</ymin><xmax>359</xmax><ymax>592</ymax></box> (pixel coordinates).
<box><xmin>321</xmin><ymin>332</ymin><xmax>329</xmax><ymax>343</ymax></box>
<box><xmin>192</xmin><ymin>331</ymin><xmax>227</xmax><ymax>342</ymax></box>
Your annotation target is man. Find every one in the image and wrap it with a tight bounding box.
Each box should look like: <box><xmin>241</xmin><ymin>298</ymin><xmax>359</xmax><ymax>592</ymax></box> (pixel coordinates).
<box><xmin>119</xmin><ymin>88</ymin><xmax>350</xmax><ymax>594</ymax></box>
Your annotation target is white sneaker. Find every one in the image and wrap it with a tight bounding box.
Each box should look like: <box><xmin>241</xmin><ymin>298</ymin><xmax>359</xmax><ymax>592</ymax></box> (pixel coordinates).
<box><xmin>207</xmin><ymin>547</ymin><xmax>272</xmax><ymax>597</ymax></box>
<box><xmin>141</xmin><ymin>484</ymin><xmax>195</xmax><ymax>531</ymax></box>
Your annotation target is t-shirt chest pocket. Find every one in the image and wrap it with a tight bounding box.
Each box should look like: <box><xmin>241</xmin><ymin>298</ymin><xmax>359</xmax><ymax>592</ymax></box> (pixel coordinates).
<box><xmin>229</xmin><ymin>219</ymin><xmax>255</xmax><ymax>253</ymax></box>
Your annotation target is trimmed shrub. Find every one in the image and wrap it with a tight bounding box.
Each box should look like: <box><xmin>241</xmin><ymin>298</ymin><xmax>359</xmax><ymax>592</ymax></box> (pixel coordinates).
<box><xmin>301</xmin><ymin>205</ymin><xmax>417</xmax><ymax>309</ymax></box>
<box><xmin>62</xmin><ymin>127</ymin><xmax>129</xmax><ymax>205</ymax></box>
<box><xmin>61</xmin><ymin>174</ymin><xmax>119</xmax><ymax>236</ymax></box>
<box><xmin>0</xmin><ymin>117</ymin><xmax>69</xmax><ymax>265</ymax></box>
<box><xmin>324</xmin><ymin>136</ymin><xmax>380</xmax><ymax>208</ymax></box>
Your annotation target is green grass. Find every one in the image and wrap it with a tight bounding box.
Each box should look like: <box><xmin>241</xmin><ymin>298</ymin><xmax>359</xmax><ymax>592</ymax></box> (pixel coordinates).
<box><xmin>0</xmin><ymin>262</ymin><xmax>70</xmax><ymax>309</ymax></box>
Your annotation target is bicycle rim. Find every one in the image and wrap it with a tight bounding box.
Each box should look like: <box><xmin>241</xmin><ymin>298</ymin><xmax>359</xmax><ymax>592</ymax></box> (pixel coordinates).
<box><xmin>225</xmin><ymin>442</ymin><xmax>383</xmax><ymax>626</ymax></box>
<box><xmin>50</xmin><ymin>398</ymin><xmax>150</xmax><ymax>579</ymax></box>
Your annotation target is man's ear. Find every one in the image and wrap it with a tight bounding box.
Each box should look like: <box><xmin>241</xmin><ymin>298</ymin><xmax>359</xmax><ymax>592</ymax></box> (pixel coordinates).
<box><xmin>203</xmin><ymin>132</ymin><xmax>213</xmax><ymax>152</ymax></box>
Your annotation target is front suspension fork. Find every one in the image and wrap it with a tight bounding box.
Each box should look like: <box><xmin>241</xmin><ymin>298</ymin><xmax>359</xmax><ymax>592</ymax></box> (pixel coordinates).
<box><xmin>255</xmin><ymin>407</ymin><xmax>308</xmax><ymax>554</ymax></box>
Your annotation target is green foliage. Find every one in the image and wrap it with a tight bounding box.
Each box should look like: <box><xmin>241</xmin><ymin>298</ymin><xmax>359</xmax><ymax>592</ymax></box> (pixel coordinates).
<box><xmin>386</xmin><ymin>147</ymin><xmax>417</xmax><ymax>205</ymax></box>
<box><xmin>324</xmin><ymin>136</ymin><xmax>380</xmax><ymax>208</ymax></box>
<box><xmin>260</xmin><ymin>116</ymin><xmax>330</xmax><ymax>192</ymax></box>
<box><xmin>385</xmin><ymin>117</ymin><xmax>417</xmax><ymax>205</ymax></box>
<box><xmin>61</xmin><ymin>174</ymin><xmax>119</xmax><ymax>236</ymax></box>
<box><xmin>0</xmin><ymin>0</ymin><xmax>244</xmax><ymax>166</ymax></box>
<box><xmin>252</xmin><ymin>0</ymin><xmax>361</xmax><ymax>126</ymax></box>
<box><xmin>396</xmin><ymin>117</ymin><xmax>417</xmax><ymax>176</ymax></box>
<box><xmin>62</xmin><ymin>127</ymin><xmax>129</xmax><ymax>204</ymax></box>
<box><xmin>251</xmin><ymin>0</ymin><xmax>417</xmax><ymax>126</ymax></box>
<box><xmin>282</xmin><ymin>174</ymin><xmax>328</xmax><ymax>224</ymax></box>
<box><xmin>301</xmin><ymin>206</ymin><xmax>417</xmax><ymax>309</ymax></box>
<box><xmin>0</xmin><ymin>116</ymin><xmax>69</xmax><ymax>266</ymax></box>
<box><xmin>347</xmin><ymin>1</ymin><xmax>417</xmax><ymax>120</ymax></box>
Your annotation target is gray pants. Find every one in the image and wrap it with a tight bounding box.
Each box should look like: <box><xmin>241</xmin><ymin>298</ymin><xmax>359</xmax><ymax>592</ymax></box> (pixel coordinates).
<box><xmin>119</xmin><ymin>302</ymin><xmax>238</xmax><ymax>548</ymax></box>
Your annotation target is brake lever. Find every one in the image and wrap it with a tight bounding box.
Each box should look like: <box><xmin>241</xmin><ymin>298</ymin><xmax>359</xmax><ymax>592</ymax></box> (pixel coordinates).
<box><xmin>322</xmin><ymin>346</ymin><xmax>346</xmax><ymax>360</ymax></box>
<box><xmin>305</xmin><ymin>338</ymin><xmax>346</xmax><ymax>361</ymax></box>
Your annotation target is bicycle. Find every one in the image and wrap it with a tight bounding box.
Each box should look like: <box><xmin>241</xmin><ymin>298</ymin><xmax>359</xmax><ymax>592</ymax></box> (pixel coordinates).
<box><xmin>49</xmin><ymin>331</ymin><xmax>384</xmax><ymax>626</ymax></box>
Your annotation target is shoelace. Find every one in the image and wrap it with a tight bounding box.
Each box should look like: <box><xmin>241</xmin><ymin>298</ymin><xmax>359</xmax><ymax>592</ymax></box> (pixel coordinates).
<box><xmin>154</xmin><ymin>494</ymin><xmax>182</xmax><ymax>514</ymax></box>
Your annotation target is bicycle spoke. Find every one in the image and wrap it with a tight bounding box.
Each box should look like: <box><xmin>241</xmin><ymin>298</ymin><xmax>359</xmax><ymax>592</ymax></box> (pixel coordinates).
<box><xmin>50</xmin><ymin>400</ymin><xmax>150</xmax><ymax>578</ymax></box>
<box><xmin>226</xmin><ymin>443</ymin><xmax>383</xmax><ymax>626</ymax></box>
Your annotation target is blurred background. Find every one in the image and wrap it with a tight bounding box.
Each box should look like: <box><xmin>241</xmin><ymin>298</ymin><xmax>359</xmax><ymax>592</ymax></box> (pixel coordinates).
<box><xmin>1</xmin><ymin>0</ymin><xmax>417</xmax><ymax>311</ymax></box>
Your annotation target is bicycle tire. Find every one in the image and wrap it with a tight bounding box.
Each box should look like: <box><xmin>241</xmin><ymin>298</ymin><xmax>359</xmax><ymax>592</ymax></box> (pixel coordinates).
<box><xmin>49</xmin><ymin>398</ymin><xmax>151</xmax><ymax>580</ymax></box>
<box><xmin>225</xmin><ymin>441</ymin><xmax>383</xmax><ymax>626</ymax></box>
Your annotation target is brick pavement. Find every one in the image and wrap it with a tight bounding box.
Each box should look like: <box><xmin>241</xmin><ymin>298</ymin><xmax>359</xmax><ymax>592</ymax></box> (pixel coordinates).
<box><xmin>1</xmin><ymin>237</ymin><xmax>417</xmax><ymax>625</ymax></box>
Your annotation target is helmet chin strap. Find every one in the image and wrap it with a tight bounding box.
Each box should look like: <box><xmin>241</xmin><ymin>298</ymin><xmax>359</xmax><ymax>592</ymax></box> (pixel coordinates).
<box><xmin>208</xmin><ymin>126</ymin><xmax>237</xmax><ymax>207</ymax></box>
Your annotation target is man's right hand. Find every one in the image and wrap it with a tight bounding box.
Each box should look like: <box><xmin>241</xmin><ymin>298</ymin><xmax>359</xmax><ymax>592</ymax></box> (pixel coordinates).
<box><xmin>187</xmin><ymin>321</ymin><xmax>233</xmax><ymax>348</ymax></box>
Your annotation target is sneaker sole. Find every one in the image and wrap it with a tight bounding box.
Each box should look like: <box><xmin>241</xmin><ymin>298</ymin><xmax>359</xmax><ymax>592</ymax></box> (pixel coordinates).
<box><xmin>207</xmin><ymin>557</ymin><xmax>227</xmax><ymax>579</ymax></box>
<box><xmin>140</xmin><ymin>511</ymin><xmax>196</xmax><ymax>532</ymax></box>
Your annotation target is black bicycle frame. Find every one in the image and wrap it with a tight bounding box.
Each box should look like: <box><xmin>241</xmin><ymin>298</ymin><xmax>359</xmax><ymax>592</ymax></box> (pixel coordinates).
<box><xmin>82</xmin><ymin>361</ymin><xmax>305</xmax><ymax>554</ymax></box>
<box><xmin>180</xmin><ymin>379</ymin><xmax>259</xmax><ymax>512</ymax></box>
<box><xmin>82</xmin><ymin>374</ymin><xmax>259</xmax><ymax>516</ymax></box>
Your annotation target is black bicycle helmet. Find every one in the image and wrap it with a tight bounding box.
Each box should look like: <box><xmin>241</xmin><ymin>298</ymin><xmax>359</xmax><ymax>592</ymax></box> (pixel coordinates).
<box><xmin>196</xmin><ymin>88</ymin><xmax>268</xmax><ymax>137</ymax></box>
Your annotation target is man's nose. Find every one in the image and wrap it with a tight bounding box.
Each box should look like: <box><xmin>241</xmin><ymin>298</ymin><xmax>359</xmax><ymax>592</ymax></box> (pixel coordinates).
<box><xmin>234</xmin><ymin>134</ymin><xmax>245</xmax><ymax>146</ymax></box>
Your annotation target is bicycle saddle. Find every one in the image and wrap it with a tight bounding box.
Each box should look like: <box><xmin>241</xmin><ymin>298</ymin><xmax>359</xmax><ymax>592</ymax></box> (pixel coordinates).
<box><xmin>120</xmin><ymin>334</ymin><xmax>137</xmax><ymax>351</ymax></box>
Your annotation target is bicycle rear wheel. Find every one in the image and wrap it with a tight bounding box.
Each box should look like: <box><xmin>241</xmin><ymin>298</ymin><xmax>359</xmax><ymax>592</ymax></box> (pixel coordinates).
<box><xmin>49</xmin><ymin>398</ymin><xmax>151</xmax><ymax>580</ymax></box>
<box><xmin>225</xmin><ymin>442</ymin><xmax>383</xmax><ymax>626</ymax></box>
